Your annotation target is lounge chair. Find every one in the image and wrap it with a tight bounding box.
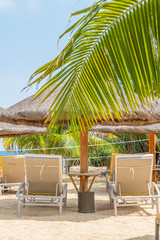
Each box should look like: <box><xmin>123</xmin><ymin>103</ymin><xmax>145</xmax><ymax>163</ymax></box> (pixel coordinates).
<box><xmin>16</xmin><ymin>154</ymin><xmax>67</xmax><ymax>216</ymax></box>
<box><xmin>108</xmin><ymin>154</ymin><xmax>160</xmax><ymax>216</ymax></box>
<box><xmin>0</xmin><ymin>155</ymin><xmax>25</xmax><ymax>194</ymax></box>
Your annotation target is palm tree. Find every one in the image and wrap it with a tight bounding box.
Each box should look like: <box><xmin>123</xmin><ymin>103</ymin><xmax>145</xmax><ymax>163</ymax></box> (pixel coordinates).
<box><xmin>27</xmin><ymin>0</ymin><xmax>160</xmax><ymax>131</ymax></box>
<box><xmin>3</xmin><ymin>126</ymin><xmax>79</xmax><ymax>155</ymax></box>
<box><xmin>3</xmin><ymin>127</ymin><xmax>118</xmax><ymax>168</ymax></box>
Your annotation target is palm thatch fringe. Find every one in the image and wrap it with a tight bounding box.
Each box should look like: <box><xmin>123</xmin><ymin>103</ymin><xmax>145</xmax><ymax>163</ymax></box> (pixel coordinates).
<box><xmin>91</xmin><ymin>124</ymin><xmax>160</xmax><ymax>134</ymax></box>
<box><xmin>0</xmin><ymin>106</ymin><xmax>46</xmax><ymax>137</ymax></box>
<box><xmin>0</xmin><ymin>85</ymin><xmax>160</xmax><ymax>127</ymax></box>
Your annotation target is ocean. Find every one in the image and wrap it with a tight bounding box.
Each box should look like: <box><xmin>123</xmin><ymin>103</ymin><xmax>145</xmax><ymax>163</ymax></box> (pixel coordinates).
<box><xmin>0</xmin><ymin>151</ymin><xmax>21</xmax><ymax>156</ymax></box>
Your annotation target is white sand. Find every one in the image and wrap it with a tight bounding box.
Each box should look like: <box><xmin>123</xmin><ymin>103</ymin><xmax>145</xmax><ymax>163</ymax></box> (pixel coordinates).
<box><xmin>0</xmin><ymin>174</ymin><xmax>157</xmax><ymax>240</ymax></box>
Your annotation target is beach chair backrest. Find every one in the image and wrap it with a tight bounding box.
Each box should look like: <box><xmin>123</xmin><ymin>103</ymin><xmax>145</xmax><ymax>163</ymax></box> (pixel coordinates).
<box><xmin>1</xmin><ymin>155</ymin><xmax>25</xmax><ymax>183</ymax></box>
<box><xmin>109</xmin><ymin>153</ymin><xmax>147</xmax><ymax>181</ymax></box>
<box><xmin>24</xmin><ymin>154</ymin><xmax>62</xmax><ymax>195</ymax></box>
<box><xmin>114</xmin><ymin>154</ymin><xmax>153</xmax><ymax>195</ymax></box>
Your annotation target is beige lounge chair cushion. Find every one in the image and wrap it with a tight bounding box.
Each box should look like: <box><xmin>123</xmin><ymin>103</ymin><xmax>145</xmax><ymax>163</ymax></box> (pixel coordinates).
<box><xmin>24</xmin><ymin>154</ymin><xmax>62</xmax><ymax>195</ymax></box>
<box><xmin>110</xmin><ymin>153</ymin><xmax>149</xmax><ymax>181</ymax></box>
<box><xmin>114</xmin><ymin>154</ymin><xmax>153</xmax><ymax>195</ymax></box>
<box><xmin>1</xmin><ymin>155</ymin><xmax>25</xmax><ymax>183</ymax></box>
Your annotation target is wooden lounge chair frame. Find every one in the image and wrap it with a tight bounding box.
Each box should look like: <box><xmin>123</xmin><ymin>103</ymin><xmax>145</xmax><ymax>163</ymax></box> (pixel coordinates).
<box><xmin>107</xmin><ymin>154</ymin><xmax>160</xmax><ymax>216</ymax></box>
<box><xmin>0</xmin><ymin>155</ymin><xmax>25</xmax><ymax>194</ymax></box>
<box><xmin>16</xmin><ymin>154</ymin><xmax>67</xmax><ymax>216</ymax></box>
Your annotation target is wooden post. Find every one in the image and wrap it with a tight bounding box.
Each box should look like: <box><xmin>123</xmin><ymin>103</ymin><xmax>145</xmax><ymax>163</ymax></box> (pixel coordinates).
<box><xmin>149</xmin><ymin>133</ymin><xmax>156</xmax><ymax>181</ymax></box>
<box><xmin>80</xmin><ymin>120</ymin><xmax>88</xmax><ymax>192</ymax></box>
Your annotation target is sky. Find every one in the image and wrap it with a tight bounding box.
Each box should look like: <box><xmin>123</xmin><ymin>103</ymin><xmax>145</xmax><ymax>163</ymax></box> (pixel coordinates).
<box><xmin>0</xmin><ymin>0</ymin><xmax>94</xmax><ymax>150</ymax></box>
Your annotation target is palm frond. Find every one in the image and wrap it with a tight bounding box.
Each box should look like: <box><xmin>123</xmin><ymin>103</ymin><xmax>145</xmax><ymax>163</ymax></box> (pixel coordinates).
<box><xmin>28</xmin><ymin>0</ymin><xmax>160</xmax><ymax>131</ymax></box>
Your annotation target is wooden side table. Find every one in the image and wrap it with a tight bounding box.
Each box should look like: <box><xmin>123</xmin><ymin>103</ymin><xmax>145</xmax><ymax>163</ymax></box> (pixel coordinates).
<box><xmin>68</xmin><ymin>172</ymin><xmax>101</xmax><ymax>193</ymax></box>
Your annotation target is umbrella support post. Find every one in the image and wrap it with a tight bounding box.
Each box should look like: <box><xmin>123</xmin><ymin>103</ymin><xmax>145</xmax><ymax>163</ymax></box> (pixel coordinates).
<box><xmin>149</xmin><ymin>133</ymin><xmax>156</xmax><ymax>182</ymax></box>
<box><xmin>80</xmin><ymin>122</ymin><xmax>88</xmax><ymax>191</ymax></box>
<box><xmin>78</xmin><ymin>121</ymin><xmax>96</xmax><ymax>213</ymax></box>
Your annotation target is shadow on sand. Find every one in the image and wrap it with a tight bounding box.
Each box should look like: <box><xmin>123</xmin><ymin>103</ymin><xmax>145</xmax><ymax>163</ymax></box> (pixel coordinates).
<box><xmin>127</xmin><ymin>235</ymin><xmax>154</xmax><ymax>240</ymax></box>
<box><xmin>0</xmin><ymin>193</ymin><xmax>156</xmax><ymax>222</ymax></box>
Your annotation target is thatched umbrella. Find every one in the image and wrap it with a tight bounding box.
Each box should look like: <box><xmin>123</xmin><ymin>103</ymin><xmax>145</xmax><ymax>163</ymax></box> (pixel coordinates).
<box><xmin>0</xmin><ymin>85</ymin><xmax>160</xmax><ymax>127</ymax></box>
<box><xmin>0</xmin><ymin>86</ymin><xmax>63</xmax><ymax>127</ymax></box>
<box><xmin>0</xmin><ymin>87</ymin><xmax>159</xmax><ymax>190</ymax></box>
<box><xmin>0</xmin><ymin>107</ymin><xmax>46</xmax><ymax>137</ymax></box>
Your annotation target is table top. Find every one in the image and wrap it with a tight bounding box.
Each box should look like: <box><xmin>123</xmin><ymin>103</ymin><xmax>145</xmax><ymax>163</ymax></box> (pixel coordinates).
<box><xmin>68</xmin><ymin>171</ymin><xmax>101</xmax><ymax>176</ymax></box>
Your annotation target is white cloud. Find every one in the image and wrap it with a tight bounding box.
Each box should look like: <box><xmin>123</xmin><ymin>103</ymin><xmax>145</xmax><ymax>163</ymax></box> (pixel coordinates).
<box><xmin>0</xmin><ymin>0</ymin><xmax>16</xmax><ymax>11</ymax></box>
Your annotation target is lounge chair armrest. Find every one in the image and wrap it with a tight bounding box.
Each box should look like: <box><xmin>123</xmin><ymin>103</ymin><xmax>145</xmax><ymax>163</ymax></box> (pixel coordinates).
<box><xmin>16</xmin><ymin>182</ymin><xmax>25</xmax><ymax>197</ymax></box>
<box><xmin>108</xmin><ymin>183</ymin><xmax>116</xmax><ymax>199</ymax></box>
<box><xmin>151</xmin><ymin>182</ymin><xmax>160</xmax><ymax>195</ymax></box>
<box><xmin>106</xmin><ymin>174</ymin><xmax>114</xmax><ymax>185</ymax></box>
<box><xmin>106</xmin><ymin>173</ymin><xmax>111</xmax><ymax>192</ymax></box>
<box><xmin>109</xmin><ymin>183</ymin><xmax>115</xmax><ymax>191</ymax></box>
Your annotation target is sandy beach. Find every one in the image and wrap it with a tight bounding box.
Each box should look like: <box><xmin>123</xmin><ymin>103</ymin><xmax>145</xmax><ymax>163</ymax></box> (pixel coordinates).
<box><xmin>0</xmin><ymin>171</ymin><xmax>157</xmax><ymax>240</ymax></box>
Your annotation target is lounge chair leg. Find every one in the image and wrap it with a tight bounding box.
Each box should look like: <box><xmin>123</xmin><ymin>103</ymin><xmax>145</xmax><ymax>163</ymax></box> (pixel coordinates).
<box><xmin>65</xmin><ymin>197</ymin><xmax>67</xmax><ymax>208</ymax></box>
<box><xmin>22</xmin><ymin>187</ymin><xmax>25</xmax><ymax>207</ymax></box>
<box><xmin>155</xmin><ymin>219</ymin><xmax>159</xmax><ymax>240</ymax></box>
<box><xmin>110</xmin><ymin>197</ymin><xmax>113</xmax><ymax>209</ymax></box>
<box><xmin>114</xmin><ymin>199</ymin><xmax>117</xmax><ymax>216</ymax></box>
<box><xmin>63</xmin><ymin>184</ymin><xmax>67</xmax><ymax>208</ymax></box>
<box><xmin>59</xmin><ymin>199</ymin><xmax>62</xmax><ymax>216</ymax></box>
<box><xmin>106</xmin><ymin>180</ymin><xmax>108</xmax><ymax>192</ymax></box>
<box><xmin>23</xmin><ymin>198</ymin><xmax>25</xmax><ymax>207</ymax></box>
<box><xmin>17</xmin><ymin>198</ymin><xmax>21</xmax><ymax>217</ymax></box>
<box><xmin>108</xmin><ymin>188</ymin><xmax>113</xmax><ymax>209</ymax></box>
<box><xmin>156</xmin><ymin>199</ymin><xmax>160</xmax><ymax>214</ymax></box>
<box><xmin>64</xmin><ymin>196</ymin><xmax>67</xmax><ymax>208</ymax></box>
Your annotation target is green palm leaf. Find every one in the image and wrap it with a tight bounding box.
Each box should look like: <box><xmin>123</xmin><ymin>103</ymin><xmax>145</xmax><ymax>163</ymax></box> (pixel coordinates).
<box><xmin>3</xmin><ymin>127</ymin><xmax>118</xmax><ymax>158</ymax></box>
<box><xmin>28</xmin><ymin>0</ymin><xmax>160</xmax><ymax>131</ymax></box>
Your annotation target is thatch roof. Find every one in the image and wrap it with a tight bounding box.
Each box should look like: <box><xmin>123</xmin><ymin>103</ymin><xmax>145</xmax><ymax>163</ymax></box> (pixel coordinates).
<box><xmin>91</xmin><ymin>124</ymin><xmax>160</xmax><ymax>134</ymax></box>
<box><xmin>0</xmin><ymin>107</ymin><xmax>46</xmax><ymax>137</ymax></box>
<box><xmin>0</xmin><ymin>86</ymin><xmax>60</xmax><ymax>127</ymax></box>
<box><xmin>0</xmin><ymin>83</ymin><xmax>160</xmax><ymax>127</ymax></box>
<box><xmin>0</xmin><ymin>122</ymin><xmax>46</xmax><ymax>138</ymax></box>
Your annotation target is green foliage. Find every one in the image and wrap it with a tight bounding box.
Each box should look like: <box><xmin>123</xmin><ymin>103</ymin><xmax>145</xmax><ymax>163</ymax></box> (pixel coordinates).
<box><xmin>112</xmin><ymin>133</ymin><xmax>149</xmax><ymax>154</ymax></box>
<box><xmin>3</xmin><ymin>126</ymin><xmax>79</xmax><ymax>156</ymax></box>
<box><xmin>3</xmin><ymin>127</ymin><xmax>118</xmax><ymax>168</ymax></box>
<box><xmin>89</xmin><ymin>148</ymin><xmax>111</xmax><ymax>167</ymax></box>
<box><xmin>26</xmin><ymin>0</ymin><xmax>160</xmax><ymax>133</ymax></box>
<box><xmin>3</xmin><ymin>129</ymin><xmax>152</xmax><ymax>168</ymax></box>
<box><xmin>88</xmin><ymin>133</ymin><xmax>149</xmax><ymax>167</ymax></box>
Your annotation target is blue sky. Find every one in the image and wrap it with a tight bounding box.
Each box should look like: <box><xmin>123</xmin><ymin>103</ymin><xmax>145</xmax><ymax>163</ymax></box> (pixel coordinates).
<box><xmin>0</xmin><ymin>0</ymin><xmax>94</xmax><ymax>150</ymax></box>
